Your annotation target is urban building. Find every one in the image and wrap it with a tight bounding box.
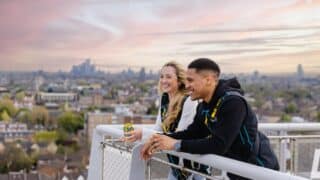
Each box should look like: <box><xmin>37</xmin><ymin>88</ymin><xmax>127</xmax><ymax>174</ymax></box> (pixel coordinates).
<box><xmin>35</xmin><ymin>92</ymin><xmax>78</xmax><ymax>104</ymax></box>
<box><xmin>0</xmin><ymin>122</ymin><xmax>33</xmax><ymax>142</ymax></box>
<box><xmin>71</xmin><ymin>59</ymin><xmax>103</xmax><ymax>77</ymax></box>
<box><xmin>86</xmin><ymin>112</ymin><xmax>112</xmax><ymax>142</ymax></box>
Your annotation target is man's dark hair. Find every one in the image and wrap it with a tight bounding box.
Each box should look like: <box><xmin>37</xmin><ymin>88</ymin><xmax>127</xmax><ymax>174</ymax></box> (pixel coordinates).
<box><xmin>188</xmin><ymin>58</ymin><xmax>220</xmax><ymax>76</ymax></box>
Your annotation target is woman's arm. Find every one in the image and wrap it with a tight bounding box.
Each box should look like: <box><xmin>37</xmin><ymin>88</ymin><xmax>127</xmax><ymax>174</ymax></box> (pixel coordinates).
<box><xmin>140</xmin><ymin>103</ymin><xmax>163</xmax><ymax>141</ymax></box>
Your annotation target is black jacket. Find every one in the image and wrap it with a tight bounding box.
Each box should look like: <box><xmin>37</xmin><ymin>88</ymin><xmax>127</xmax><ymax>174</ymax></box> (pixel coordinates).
<box><xmin>167</xmin><ymin>78</ymin><xmax>278</xmax><ymax>179</ymax></box>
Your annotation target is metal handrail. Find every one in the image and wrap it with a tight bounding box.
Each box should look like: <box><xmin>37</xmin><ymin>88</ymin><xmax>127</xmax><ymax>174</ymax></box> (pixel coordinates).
<box><xmin>258</xmin><ymin>123</ymin><xmax>320</xmax><ymax>132</ymax></box>
<box><xmin>131</xmin><ymin>123</ymin><xmax>320</xmax><ymax>132</ymax></box>
<box><xmin>161</xmin><ymin>150</ymin><xmax>307</xmax><ymax>180</ymax></box>
<box><xmin>87</xmin><ymin>124</ymin><xmax>316</xmax><ymax>180</ymax></box>
<box><xmin>268</xmin><ymin>135</ymin><xmax>320</xmax><ymax>139</ymax></box>
<box><xmin>149</xmin><ymin>156</ymin><xmax>218</xmax><ymax>180</ymax></box>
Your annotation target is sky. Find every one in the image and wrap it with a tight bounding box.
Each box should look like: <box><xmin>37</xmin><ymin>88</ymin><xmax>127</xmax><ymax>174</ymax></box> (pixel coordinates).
<box><xmin>0</xmin><ymin>0</ymin><xmax>320</xmax><ymax>74</ymax></box>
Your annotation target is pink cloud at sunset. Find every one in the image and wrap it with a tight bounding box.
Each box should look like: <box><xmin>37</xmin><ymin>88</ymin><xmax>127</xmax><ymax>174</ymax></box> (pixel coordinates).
<box><xmin>0</xmin><ymin>0</ymin><xmax>319</xmax><ymax>74</ymax></box>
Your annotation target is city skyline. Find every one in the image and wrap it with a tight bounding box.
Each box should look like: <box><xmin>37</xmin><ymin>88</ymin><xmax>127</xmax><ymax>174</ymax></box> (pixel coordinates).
<box><xmin>1</xmin><ymin>0</ymin><xmax>320</xmax><ymax>74</ymax></box>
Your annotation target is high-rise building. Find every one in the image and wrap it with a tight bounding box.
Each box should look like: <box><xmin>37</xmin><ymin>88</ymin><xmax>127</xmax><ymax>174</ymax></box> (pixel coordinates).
<box><xmin>139</xmin><ymin>67</ymin><xmax>146</xmax><ymax>81</ymax></box>
<box><xmin>34</xmin><ymin>75</ymin><xmax>44</xmax><ymax>91</ymax></box>
<box><xmin>71</xmin><ymin>59</ymin><xmax>100</xmax><ymax>77</ymax></box>
<box><xmin>297</xmin><ymin>64</ymin><xmax>304</xmax><ymax>79</ymax></box>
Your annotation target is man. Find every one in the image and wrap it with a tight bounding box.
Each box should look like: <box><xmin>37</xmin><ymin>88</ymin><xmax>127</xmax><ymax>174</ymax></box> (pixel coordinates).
<box><xmin>141</xmin><ymin>58</ymin><xmax>279</xmax><ymax>180</ymax></box>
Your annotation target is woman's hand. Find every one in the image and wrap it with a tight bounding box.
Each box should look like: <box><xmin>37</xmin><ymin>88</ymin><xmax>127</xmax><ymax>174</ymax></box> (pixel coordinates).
<box><xmin>122</xmin><ymin>128</ymin><xmax>142</xmax><ymax>142</ymax></box>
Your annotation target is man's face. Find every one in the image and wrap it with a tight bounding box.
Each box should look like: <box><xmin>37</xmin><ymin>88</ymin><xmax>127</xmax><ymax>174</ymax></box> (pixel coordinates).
<box><xmin>186</xmin><ymin>68</ymin><xmax>206</xmax><ymax>100</ymax></box>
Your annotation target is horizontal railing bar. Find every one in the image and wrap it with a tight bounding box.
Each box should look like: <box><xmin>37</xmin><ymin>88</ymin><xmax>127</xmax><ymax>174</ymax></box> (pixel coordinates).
<box><xmin>95</xmin><ymin>123</ymin><xmax>320</xmax><ymax>139</ymax></box>
<box><xmin>135</xmin><ymin>123</ymin><xmax>320</xmax><ymax>132</ymax></box>
<box><xmin>161</xmin><ymin>150</ymin><xmax>307</xmax><ymax>180</ymax></box>
<box><xmin>101</xmin><ymin>140</ymin><xmax>133</xmax><ymax>153</ymax></box>
<box><xmin>268</xmin><ymin>135</ymin><xmax>320</xmax><ymax>139</ymax></box>
<box><xmin>150</xmin><ymin>156</ymin><xmax>219</xmax><ymax>180</ymax></box>
<box><xmin>258</xmin><ymin>123</ymin><xmax>320</xmax><ymax>132</ymax></box>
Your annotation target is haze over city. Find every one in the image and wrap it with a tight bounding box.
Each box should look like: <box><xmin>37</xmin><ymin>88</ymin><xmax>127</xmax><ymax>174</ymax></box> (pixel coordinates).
<box><xmin>1</xmin><ymin>0</ymin><xmax>320</xmax><ymax>74</ymax></box>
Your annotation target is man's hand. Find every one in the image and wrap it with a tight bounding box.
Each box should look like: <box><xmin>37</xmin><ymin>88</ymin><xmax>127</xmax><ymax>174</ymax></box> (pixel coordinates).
<box><xmin>140</xmin><ymin>134</ymin><xmax>178</xmax><ymax>160</ymax></box>
<box><xmin>150</xmin><ymin>134</ymin><xmax>177</xmax><ymax>151</ymax></box>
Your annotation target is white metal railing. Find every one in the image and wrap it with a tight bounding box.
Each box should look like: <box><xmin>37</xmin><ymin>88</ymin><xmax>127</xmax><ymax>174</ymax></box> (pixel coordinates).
<box><xmin>258</xmin><ymin>123</ymin><xmax>320</xmax><ymax>132</ymax></box>
<box><xmin>124</xmin><ymin>123</ymin><xmax>320</xmax><ymax>132</ymax></box>
<box><xmin>268</xmin><ymin>135</ymin><xmax>320</xmax><ymax>175</ymax></box>
<box><xmin>257</xmin><ymin>123</ymin><xmax>320</xmax><ymax>174</ymax></box>
<box><xmin>87</xmin><ymin>123</ymin><xmax>320</xmax><ymax>180</ymax></box>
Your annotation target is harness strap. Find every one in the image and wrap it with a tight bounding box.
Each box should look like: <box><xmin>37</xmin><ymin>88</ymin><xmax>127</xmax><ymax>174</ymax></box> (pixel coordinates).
<box><xmin>204</xmin><ymin>91</ymin><xmax>243</xmax><ymax>125</ymax></box>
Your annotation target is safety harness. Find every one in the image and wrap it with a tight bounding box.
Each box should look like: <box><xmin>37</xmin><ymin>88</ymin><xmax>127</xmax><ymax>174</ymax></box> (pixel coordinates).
<box><xmin>201</xmin><ymin>91</ymin><xmax>279</xmax><ymax>170</ymax></box>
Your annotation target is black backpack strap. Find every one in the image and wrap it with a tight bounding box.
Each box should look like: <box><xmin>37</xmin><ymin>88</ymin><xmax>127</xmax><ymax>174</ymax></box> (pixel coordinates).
<box><xmin>163</xmin><ymin>95</ymin><xmax>189</xmax><ymax>133</ymax></box>
<box><xmin>162</xmin><ymin>95</ymin><xmax>193</xmax><ymax>179</ymax></box>
<box><xmin>175</xmin><ymin>95</ymin><xmax>189</xmax><ymax>124</ymax></box>
<box><xmin>205</xmin><ymin>91</ymin><xmax>245</xmax><ymax>126</ymax></box>
<box><xmin>160</xmin><ymin>93</ymin><xmax>169</xmax><ymax>122</ymax></box>
<box><xmin>248</xmin><ymin>132</ymin><xmax>260</xmax><ymax>164</ymax></box>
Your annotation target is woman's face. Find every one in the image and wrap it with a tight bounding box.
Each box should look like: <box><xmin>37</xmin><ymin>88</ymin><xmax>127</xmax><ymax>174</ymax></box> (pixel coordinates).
<box><xmin>160</xmin><ymin>66</ymin><xmax>179</xmax><ymax>95</ymax></box>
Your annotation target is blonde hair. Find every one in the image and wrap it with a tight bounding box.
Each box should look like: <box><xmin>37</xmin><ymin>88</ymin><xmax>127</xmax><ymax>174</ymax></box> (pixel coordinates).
<box><xmin>159</xmin><ymin>61</ymin><xmax>187</xmax><ymax>130</ymax></box>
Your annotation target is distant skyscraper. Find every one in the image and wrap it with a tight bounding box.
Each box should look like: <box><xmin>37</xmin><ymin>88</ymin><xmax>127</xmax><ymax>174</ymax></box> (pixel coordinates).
<box><xmin>297</xmin><ymin>64</ymin><xmax>304</xmax><ymax>79</ymax></box>
<box><xmin>139</xmin><ymin>67</ymin><xmax>146</xmax><ymax>81</ymax></box>
<box><xmin>253</xmin><ymin>70</ymin><xmax>259</xmax><ymax>78</ymax></box>
<box><xmin>34</xmin><ymin>76</ymin><xmax>44</xmax><ymax>91</ymax></box>
<box><xmin>71</xmin><ymin>59</ymin><xmax>100</xmax><ymax>77</ymax></box>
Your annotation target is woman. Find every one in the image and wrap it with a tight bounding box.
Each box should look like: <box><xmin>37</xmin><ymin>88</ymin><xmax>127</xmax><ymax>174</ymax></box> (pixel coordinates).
<box><xmin>124</xmin><ymin>61</ymin><xmax>203</xmax><ymax>180</ymax></box>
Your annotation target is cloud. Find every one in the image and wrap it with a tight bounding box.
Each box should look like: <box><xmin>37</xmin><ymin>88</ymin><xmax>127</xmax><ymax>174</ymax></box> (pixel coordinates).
<box><xmin>31</xmin><ymin>18</ymin><xmax>115</xmax><ymax>51</ymax></box>
<box><xmin>185</xmin><ymin>38</ymin><xmax>267</xmax><ymax>45</ymax></box>
<box><xmin>0</xmin><ymin>55</ymin><xmax>82</xmax><ymax>72</ymax></box>
<box><xmin>0</xmin><ymin>0</ymin><xmax>320</xmax><ymax>73</ymax></box>
<box><xmin>311</xmin><ymin>66</ymin><xmax>320</xmax><ymax>69</ymax></box>
<box><xmin>217</xmin><ymin>49</ymin><xmax>320</xmax><ymax>74</ymax></box>
<box><xmin>182</xmin><ymin>48</ymin><xmax>277</xmax><ymax>56</ymax></box>
<box><xmin>142</xmin><ymin>25</ymin><xmax>320</xmax><ymax>36</ymax></box>
<box><xmin>0</xmin><ymin>0</ymin><xmax>80</xmax><ymax>53</ymax></box>
<box><xmin>262</xmin><ymin>0</ymin><xmax>320</xmax><ymax>18</ymax></box>
<box><xmin>184</xmin><ymin>31</ymin><xmax>320</xmax><ymax>48</ymax></box>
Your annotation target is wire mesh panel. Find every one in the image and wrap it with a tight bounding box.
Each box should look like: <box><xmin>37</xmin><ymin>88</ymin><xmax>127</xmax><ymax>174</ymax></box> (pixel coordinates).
<box><xmin>294</xmin><ymin>138</ymin><xmax>320</xmax><ymax>177</ymax></box>
<box><xmin>149</xmin><ymin>153</ymin><xmax>170</xmax><ymax>179</ymax></box>
<box><xmin>103</xmin><ymin>144</ymin><xmax>132</xmax><ymax>180</ymax></box>
<box><xmin>269</xmin><ymin>139</ymin><xmax>281</xmax><ymax>160</ymax></box>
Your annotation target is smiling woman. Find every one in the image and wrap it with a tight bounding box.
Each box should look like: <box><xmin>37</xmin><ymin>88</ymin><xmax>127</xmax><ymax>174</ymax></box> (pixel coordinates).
<box><xmin>122</xmin><ymin>61</ymin><xmax>210</xmax><ymax>180</ymax></box>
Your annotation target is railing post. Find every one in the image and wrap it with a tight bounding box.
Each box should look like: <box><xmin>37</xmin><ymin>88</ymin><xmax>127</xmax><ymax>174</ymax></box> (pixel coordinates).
<box><xmin>290</xmin><ymin>138</ymin><xmax>296</xmax><ymax>174</ymax></box>
<box><xmin>101</xmin><ymin>141</ymin><xmax>105</xmax><ymax>180</ymax></box>
<box><xmin>146</xmin><ymin>159</ymin><xmax>151</xmax><ymax>180</ymax></box>
<box><xmin>88</xmin><ymin>129</ymin><xmax>104</xmax><ymax>180</ymax></box>
<box><xmin>279</xmin><ymin>130</ymin><xmax>288</xmax><ymax>172</ymax></box>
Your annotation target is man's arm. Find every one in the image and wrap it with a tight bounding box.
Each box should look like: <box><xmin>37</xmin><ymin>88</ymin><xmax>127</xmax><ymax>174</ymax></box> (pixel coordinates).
<box><xmin>179</xmin><ymin>98</ymin><xmax>246</xmax><ymax>155</ymax></box>
<box><xmin>166</xmin><ymin>104</ymin><xmax>210</xmax><ymax>140</ymax></box>
<box><xmin>141</xmin><ymin>98</ymin><xmax>246</xmax><ymax>159</ymax></box>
